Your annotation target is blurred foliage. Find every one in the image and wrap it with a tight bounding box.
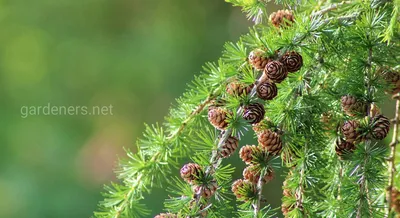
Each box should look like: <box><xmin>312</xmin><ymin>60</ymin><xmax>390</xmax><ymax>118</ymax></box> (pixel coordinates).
<box><xmin>0</xmin><ymin>0</ymin><xmax>255</xmax><ymax>217</ymax></box>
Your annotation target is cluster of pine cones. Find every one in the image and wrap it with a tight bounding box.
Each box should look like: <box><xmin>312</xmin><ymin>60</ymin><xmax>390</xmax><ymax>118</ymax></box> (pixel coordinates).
<box><xmin>180</xmin><ymin>163</ymin><xmax>218</xmax><ymax>199</ymax></box>
<box><xmin>155</xmin><ymin>163</ymin><xmax>218</xmax><ymax>217</ymax></box>
<box><xmin>336</xmin><ymin>95</ymin><xmax>390</xmax><ymax>158</ymax></box>
<box><xmin>231</xmin><ymin>145</ymin><xmax>275</xmax><ymax>201</ymax></box>
<box><xmin>248</xmin><ymin>49</ymin><xmax>303</xmax><ymax>99</ymax></box>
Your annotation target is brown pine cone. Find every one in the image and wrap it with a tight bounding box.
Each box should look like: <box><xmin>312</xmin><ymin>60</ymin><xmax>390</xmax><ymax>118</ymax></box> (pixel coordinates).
<box><xmin>239</xmin><ymin>145</ymin><xmax>261</xmax><ymax>164</ymax></box>
<box><xmin>243</xmin><ymin>103</ymin><xmax>265</xmax><ymax>124</ymax></box>
<box><xmin>208</xmin><ymin>107</ymin><xmax>229</xmax><ymax>130</ymax></box>
<box><xmin>341</xmin><ymin>120</ymin><xmax>360</xmax><ymax>143</ymax></box>
<box><xmin>256</xmin><ymin>81</ymin><xmax>278</xmax><ymax>100</ymax></box>
<box><xmin>281</xmin><ymin>201</ymin><xmax>294</xmax><ymax>217</ymax></box>
<box><xmin>226</xmin><ymin>81</ymin><xmax>254</xmax><ymax>96</ymax></box>
<box><xmin>282</xmin><ymin>181</ymin><xmax>292</xmax><ymax>197</ymax></box>
<box><xmin>381</xmin><ymin>68</ymin><xmax>400</xmax><ymax>94</ymax></box>
<box><xmin>231</xmin><ymin>179</ymin><xmax>245</xmax><ymax>199</ymax></box>
<box><xmin>335</xmin><ymin>138</ymin><xmax>356</xmax><ymax>158</ymax></box>
<box><xmin>154</xmin><ymin>213</ymin><xmax>177</xmax><ymax>218</ymax></box>
<box><xmin>371</xmin><ymin>114</ymin><xmax>390</xmax><ymax>140</ymax></box>
<box><xmin>391</xmin><ymin>188</ymin><xmax>400</xmax><ymax>213</ymax></box>
<box><xmin>279</xmin><ymin>51</ymin><xmax>303</xmax><ymax>73</ymax></box>
<box><xmin>193</xmin><ymin>180</ymin><xmax>218</xmax><ymax>199</ymax></box>
<box><xmin>264</xmin><ymin>61</ymin><xmax>288</xmax><ymax>83</ymax></box>
<box><xmin>269</xmin><ymin>10</ymin><xmax>295</xmax><ymax>28</ymax></box>
<box><xmin>180</xmin><ymin>163</ymin><xmax>202</xmax><ymax>184</ymax></box>
<box><xmin>243</xmin><ymin>166</ymin><xmax>275</xmax><ymax>184</ymax></box>
<box><xmin>258</xmin><ymin>129</ymin><xmax>282</xmax><ymax>155</ymax></box>
<box><xmin>341</xmin><ymin>95</ymin><xmax>367</xmax><ymax>116</ymax></box>
<box><xmin>231</xmin><ymin>179</ymin><xmax>256</xmax><ymax>201</ymax></box>
<box><xmin>248</xmin><ymin>49</ymin><xmax>272</xmax><ymax>71</ymax></box>
<box><xmin>220</xmin><ymin>136</ymin><xmax>239</xmax><ymax>158</ymax></box>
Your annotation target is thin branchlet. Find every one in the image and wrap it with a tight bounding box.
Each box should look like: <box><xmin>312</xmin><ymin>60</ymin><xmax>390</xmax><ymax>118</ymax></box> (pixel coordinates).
<box><xmin>385</xmin><ymin>94</ymin><xmax>400</xmax><ymax>217</ymax></box>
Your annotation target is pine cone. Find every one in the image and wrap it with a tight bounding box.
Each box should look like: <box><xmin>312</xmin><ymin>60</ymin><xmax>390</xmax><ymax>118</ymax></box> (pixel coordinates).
<box><xmin>341</xmin><ymin>95</ymin><xmax>367</xmax><ymax>116</ymax></box>
<box><xmin>264</xmin><ymin>61</ymin><xmax>288</xmax><ymax>83</ymax></box>
<box><xmin>154</xmin><ymin>213</ymin><xmax>177</xmax><ymax>218</ymax></box>
<box><xmin>341</xmin><ymin>120</ymin><xmax>360</xmax><ymax>143</ymax></box>
<box><xmin>371</xmin><ymin>114</ymin><xmax>390</xmax><ymax>140</ymax></box>
<box><xmin>335</xmin><ymin>138</ymin><xmax>356</xmax><ymax>158</ymax></box>
<box><xmin>193</xmin><ymin>180</ymin><xmax>218</xmax><ymax>199</ymax></box>
<box><xmin>208</xmin><ymin>107</ymin><xmax>229</xmax><ymax>130</ymax></box>
<box><xmin>231</xmin><ymin>179</ymin><xmax>256</xmax><ymax>201</ymax></box>
<box><xmin>281</xmin><ymin>201</ymin><xmax>294</xmax><ymax>217</ymax></box>
<box><xmin>269</xmin><ymin>10</ymin><xmax>295</xmax><ymax>28</ymax></box>
<box><xmin>249</xmin><ymin>49</ymin><xmax>272</xmax><ymax>71</ymax></box>
<box><xmin>279</xmin><ymin>51</ymin><xmax>303</xmax><ymax>73</ymax></box>
<box><xmin>239</xmin><ymin>145</ymin><xmax>261</xmax><ymax>164</ymax></box>
<box><xmin>256</xmin><ymin>81</ymin><xmax>278</xmax><ymax>100</ymax></box>
<box><xmin>180</xmin><ymin>163</ymin><xmax>202</xmax><ymax>184</ymax></box>
<box><xmin>243</xmin><ymin>103</ymin><xmax>265</xmax><ymax>124</ymax></box>
<box><xmin>391</xmin><ymin>188</ymin><xmax>400</xmax><ymax>213</ymax></box>
<box><xmin>231</xmin><ymin>179</ymin><xmax>244</xmax><ymax>199</ymax></box>
<box><xmin>226</xmin><ymin>81</ymin><xmax>254</xmax><ymax>96</ymax></box>
<box><xmin>381</xmin><ymin>68</ymin><xmax>400</xmax><ymax>94</ymax></box>
<box><xmin>220</xmin><ymin>136</ymin><xmax>239</xmax><ymax>158</ymax></box>
<box><xmin>258</xmin><ymin>129</ymin><xmax>282</xmax><ymax>155</ymax></box>
<box><xmin>243</xmin><ymin>166</ymin><xmax>275</xmax><ymax>184</ymax></box>
<box><xmin>282</xmin><ymin>181</ymin><xmax>292</xmax><ymax>197</ymax></box>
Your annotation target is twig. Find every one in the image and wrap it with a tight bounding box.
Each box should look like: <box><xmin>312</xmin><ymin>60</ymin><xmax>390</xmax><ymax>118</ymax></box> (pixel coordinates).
<box><xmin>322</xmin><ymin>13</ymin><xmax>359</xmax><ymax>24</ymax></box>
<box><xmin>356</xmin><ymin>143</ymin><xmax>373</xmax><ymax>218</ymax></box>
<box><xmin>357</xmin><ymin>37</ymin><xmax>374</xmax><ymax>218</ymax></box>
<box><xmin>385</xmin><ymin>94</ymin><xmax>400</xmax><ymax>217</ymax></box>
<box><xmin>167</xmin><ymin>95</ymin><xmax>215</xmax><ymax>140</ymax></box>
<box><xmin>296</xmin><ymin>144</ymin><xmax>306</xmax><ymax>214</ymax></box>
<box><xmin>253</xmin><ymin>170</ymin><xmax>266</xmax><ymax>218</ymax></box>
<box><xmin>114</xmin><ymin>174</ymin><xmax>143</xmax><ymax>218</ymax></box>
<box><xmin>311</xmin><ymin>1</ymin><xmax>352</xmax><ymax>17</ymax></box>
<box><xmin>337</xmin><ymin>161</ymin><xmax>343</xmax><ymax>200</ymax></box>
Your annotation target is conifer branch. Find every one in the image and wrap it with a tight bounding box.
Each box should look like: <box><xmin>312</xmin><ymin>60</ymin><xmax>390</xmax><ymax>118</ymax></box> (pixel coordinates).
<box><xmin>193</xmin><ymin>76</ymin><xmax>261</xmax><ymax>213</ymax></box>
<box><xmin>253</xmin><ymin>170</ymin><xmax>266</xmax><ymax>217</ymax></box>
<box><xmin>311</xmin><ymin>1</ymin><xmax>352</xmax><ymax>17</ymax></box>
<box><xmin>385</xmin><ymin>93</ymin><xmax>400</xmax><ymax>217</ymax></box>
<box><xmin>94</xmin><ymin>1</ymin><xmax>400</xmax><ymax>217</ymax></box>
<box><xmin>167</xmin><ymin>95</ymin><xmax>215</xmax><ymax>140</ymax></box>
<box><xmin>355</xmin><ymin>149</ymin><xmax>372</xmax><ymax>218</ymax></box>
<box><xmin>322</xmin><ymin>13</ymin><xmax>359</xmax><ymax>24</ymax></box>
<box><xmin>356</xmin><ymin>28</ymin><xmax>375</xmax><ymax>218</ymax></box>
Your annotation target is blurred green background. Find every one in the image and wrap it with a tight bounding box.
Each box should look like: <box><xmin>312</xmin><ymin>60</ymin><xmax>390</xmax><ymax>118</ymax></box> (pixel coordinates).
<box><xmin>0</xmin><ymin>0</ymin><xmax>396</xmax><ymax>218</ymax></box>
<box><xmin>0</xmin><ymin>0</ymin><xmax>257</xmax><ymax>217</ymax></box>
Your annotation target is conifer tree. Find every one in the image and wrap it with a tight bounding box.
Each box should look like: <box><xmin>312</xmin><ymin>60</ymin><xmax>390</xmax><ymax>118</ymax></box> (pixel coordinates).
<box><xmin>93</xmin><ymin>0</ymin><xmax>400</xmax><ymax>217</ymax></box>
